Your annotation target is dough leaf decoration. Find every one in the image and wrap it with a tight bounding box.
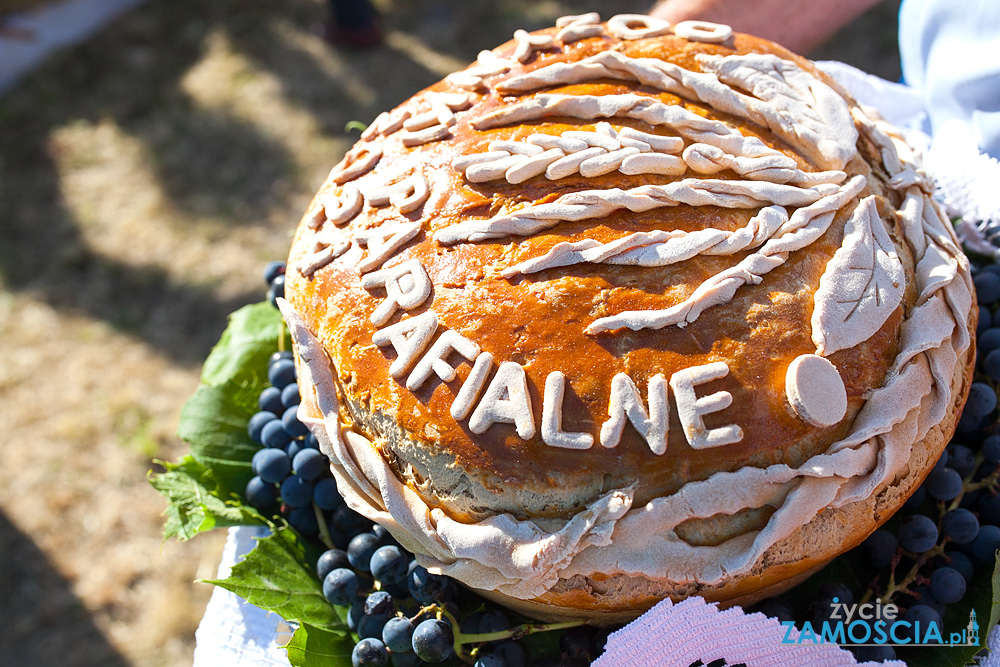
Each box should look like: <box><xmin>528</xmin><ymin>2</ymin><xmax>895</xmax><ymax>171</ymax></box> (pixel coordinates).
<box><xmin>811</xmin><ymin>195</ymin><xmax>905</xmax><ymax>356</ymax></box>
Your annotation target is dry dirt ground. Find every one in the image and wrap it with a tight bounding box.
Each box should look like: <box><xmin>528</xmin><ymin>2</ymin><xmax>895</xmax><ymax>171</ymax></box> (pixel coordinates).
<box><xmin>0</xmin><ymin>1</ymin><xmax>900</xmax><ymax>665</ymax></box>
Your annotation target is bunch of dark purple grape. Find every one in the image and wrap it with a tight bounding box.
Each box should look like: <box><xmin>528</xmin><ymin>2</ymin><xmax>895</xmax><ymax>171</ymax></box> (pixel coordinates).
<box><xmin>318</xmin><ymin>525</ymin><xmax>610</xmax><ymax>667</ymax></box>
<box><xmin>751</xmin><ymin>259</ymin><xmax>1000</xmax><ymax>663</ymax></box>
<box><xmin>244</xmin><ymin>348</ymin><xmax>348</xmax><ymax>537</ymax></box>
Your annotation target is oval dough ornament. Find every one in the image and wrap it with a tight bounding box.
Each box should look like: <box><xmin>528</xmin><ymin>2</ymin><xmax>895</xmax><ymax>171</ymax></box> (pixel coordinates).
<box><xmin>785</xmin><ymin>354</ymin><xmax>848</xmax><ymax>427</ymax></box>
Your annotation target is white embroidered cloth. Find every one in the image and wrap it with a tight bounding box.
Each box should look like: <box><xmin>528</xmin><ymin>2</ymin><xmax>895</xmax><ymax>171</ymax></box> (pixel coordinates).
<box><xmin>193</xmin><ymin>62</ymin><xmax>1000</xmax><ymax>666</ymax></box>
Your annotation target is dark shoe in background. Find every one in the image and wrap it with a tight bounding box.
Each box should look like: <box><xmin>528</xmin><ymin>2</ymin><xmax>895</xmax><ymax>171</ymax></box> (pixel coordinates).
<box><xmin>325</xmin><ymin>0</ymin><xmax>382</xmax><ymax>50</ymax></box>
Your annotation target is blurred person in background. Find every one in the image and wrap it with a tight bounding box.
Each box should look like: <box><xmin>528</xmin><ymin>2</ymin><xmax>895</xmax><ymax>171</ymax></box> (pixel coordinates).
<box><xmin>324</xmin><ymin>0</ymin><xmax>381</xmax><ymax>49</ymax></box>
<box><xmin>650</xmin><ymin>0</ymin><xmax>1000</xmax><ymax>159</ymax></box>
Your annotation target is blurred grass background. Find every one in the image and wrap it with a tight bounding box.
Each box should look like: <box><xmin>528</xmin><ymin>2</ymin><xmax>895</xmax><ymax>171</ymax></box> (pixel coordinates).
<box><xmin>0</xmin><ymin>0</ymin><xmax>901</xmax><ymax>664</ymax></box>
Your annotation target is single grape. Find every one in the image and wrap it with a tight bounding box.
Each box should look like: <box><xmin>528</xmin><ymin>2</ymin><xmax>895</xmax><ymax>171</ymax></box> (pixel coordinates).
<box><xmin>371</xmin><ymin>524</ymin><xmax>398</xmax><ymax>547</ymax></box>
<box><xmin>271</xmin><ymin>274</ymin><xmax>286</xmax><ymax>300</ymax></box>
<box><xmin>382</xmin><ymin>616</ymin><xmax>415</xmax><ymax>653</ymax></box>
<box><xmin>349</xmin><ymin>532</ymin><xmax>383</xmax><ymax>572</ymax></box>
<box><xmin>245</xmin><ymin>476</ymin><xmax>278</xmax><ymax>511</ymax></box>
<box><xmin>268</xmin><ymin>359</ymin><xmax>297</xmax><ymax>390</ymax></box>
<box><xmin>411</xmin><ymin>619</ymin><xmax>454</xmax><ymax>663</ymax></box>
<box><xmin>971</xmin><ymin>524</ymin><xmax>1000</xmax><ymax>562</ymax></box>
<box><xmin>248</xmin><ymin>411</ymin><xmax>278</xmax><ymax>444</ymax></box>
<box><xmin>974</xmin><ymin>272</ymin><xmax>1000</xmax><ymax>304</ymax></box>
<box><xmin>925</xmin><ymin>467</ymin><xmax>963</xmax><ymax>501</ymax></box>
<box><xmin>293</xmin><ymin>447</ymin><xmax>327</xmax><ymax>481</ymax></box>
<box><xmin>945</xmin><ymin>443</ymin><xmax>976</xmax><ymax>477</ymax></box>
<box><xmin>978</xmin><ymin>493</ymin><xmax>1000</xmax><ymax>526</ymax></box>
<box><xmin>370</xmin><ymin>545</ymin><xmax>410</xmax><ymax>585</ymax></box>
<box><xmin>281</xmin><ymin>382</ymin><xmax>301</xmax><ymax>408</ymax></box>
<box><xmin>258</xmin><ymin>386</ymin><xmax>284</xmax><ymax>415</ymax></box>
<box><xmin>288</xmin><ymin>505</ymin><xmax>319</xmax><ymax>536</ymax></box>
<box><xmin>905</xmin><ymin>585</ymin><xmax>946</xmax><ymax>618</ymax></box>
<box><xmin>753</xmin><ymin>598</ymin><xmax>795</xmax><ymax>623</ymax></box>
<box><xmin>261</xmin><ymin>419</ymin><xmax>292</xmax><ymax>449</ymax></box>
<box><xmin>253</xmin><ymin>448</ymin><xmax>291</xmax><ymax>484</ymax></box>
<box><xmin>898</xmin><ymin>515</ymin><xmax>939</xmax><ymax>553</ymax></box>
<box><xmin>983</xmin><ymin>350</ymin><xmax>1000</xmax><ymax>382</ymax></box>
<box><xmin>978</xmin><ymin>306</ymin><xmax>992</xmax><ymax>337</ymax></box>
<box><xmin>903</xmin><ymin>485</ymin><xmax>926</xmax><ymax>510</ymax></box>
<box><xmin>326</xmin><ymin>522</ymin><xmax>350</xmax><ymax>550</ymax></box>
<box><xmin>359</xmin><ymin>614</ymin><xmax>389</xmax><ymax>641</ymax></box>
<box><xmin>323</xmin><ymin>568</ymin><xmax>360</xmax><ymax>606</ymax></box>
<box><xmin>280</xmin><ymin>475</ymin><xmax>314</xmax><ymax>508</ymax></box>
<box><xmin>985</xmin><ymin>435</ymin><xmax>1000</xmax><ymax>464</ymax></box>
<box><xmin>942</xmin><ymin>551</ymin><xmax>975</xmax><ymax>582</ymax></box>
<box><xmin>263</xmin><ymin>261</ymin><xmax>286</xmax><ymax>285</ymax></box>
<box><xmin>903</xmin><ymin>604</ymin><xmax>943</xmax><ymax>642</ymax></box>
<box><xmin>929</xmin><ymin>566</ymin><xmax>966</xmax><ymax>604</ymax></box>
<box><xmin>285</xmin><ymin>439</ymin><xmax>303</xmax><ymax>462</ymax></box>
<box><xmin>817</xmin><ymin>582</ymin><xmax>854</xmax><ymax>607</ymax></box>
<box><xmin>865</xmin><ymin>529</ymin><xmax>899</xmax><ymax>568</ymax></box>
<box><xmin>331</xmin><ymin>504</ymin><xmax>370</xmax><ymax>535</ymax></box>
<box><xmin>941</xmin><ymin>508</ymin><xmax>980</xmax><ymax>544</ymax></box>
<box><xmin>347</xmin><ymin>600</ymin><xmax>365</xmax><ymax>632</ymax></box>
<box><xmin>269</xmin><ymin>350</ymin><xmax>294</xmax><ymax>367</ymax></box>
<box><xmin>364</xmin><ymin>590</ymin><xmax>395</xmax><ymax>619</ymax></box>
<box><xmin>474</xmin><ymin>655</ymin><xmax>505</xmax><ymax>667</ymax></box>
<box><xmin>494</xmin><ymin>640</ymin><xmax>527</xmax><ymax>667</ymax></box>
<box><xmin>317</xmin><ymin>548</ymin><xmax>351</xmax><ymax>581</ymax></box>
<box><xmin>965</xmin><ymin>382</ymin><xmax>998</xmax><ymax>417</ymax></box>
<box><xmin>978</xmin><ymin>327</ymin><xmax>1000</xmax><ymax>357</ymax></box>
<box><xmin>956</xmin><ymin>409</ymin><xmax>987</xmax><ymax>435</ymax></box>
<box><xmin>282</xmin><ymin>405</ymin><xmax>310</xmax><ymax>438</ymax></box>
<box><xmin>478</xmin><ymin>609</ymin><xmax>510</xmax><ymax>635</ymax></box>
<box><xmin>301</xmin><ymin>431</ymin><xmax>318</xmax><ymax>448</ymax></box>
<box><xmin>961</xmin><ymin>487</ymin><xmax>984</xmax><ymax>510</ymax></box>
<box><xmin>408</xmin><ymin>563</ymin><xmax>454</xmax><ymax>604</ymax></box>
<box><xmin>352</xmin><ymin>637</ymin><xmax>389</xmax><ymax>667</ymax></box>
<box><xmin>315</xmin><ymin>477</ymin><xmax>343</xmax><ymax>510</ymax></box>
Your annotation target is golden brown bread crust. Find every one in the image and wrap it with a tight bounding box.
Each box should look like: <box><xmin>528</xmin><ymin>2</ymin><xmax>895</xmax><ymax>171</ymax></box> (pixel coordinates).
<box><xmin>284</xmin><ymin>20</ymin><xmax>976</xmax><ymax>619</ymax></box>
<box><xmin>290</xmin><ymin>32</ymin><xmax>900</xmax><ymax>519</ymax></box>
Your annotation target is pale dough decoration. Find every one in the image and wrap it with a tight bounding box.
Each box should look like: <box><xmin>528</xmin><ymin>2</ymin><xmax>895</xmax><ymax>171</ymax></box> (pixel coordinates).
<box><xmin>555</xmin><ymin>13</ymin><xmax>604</xmax><ymax>44</ymax></box>
<box><xmin>811</xmin><ymin>196</ymin><xmax>905</xmax><ymax>356</ymax></box>
<box><xmin>785</xmin><ymin>354</ymin><xmax>848</xmax><ymax>427</ymax></box>
<box><xmin>468</xmin><ymin>361</ymin><xmax>536</xmax><ymax>440</ymax></box>
<box><xmin>673</xmin><ymin>20</ymin><xmax>733</xmax><ymax>44</ymax></box>
<box><xmin>371</xmin><ymin>310</ymin><xmax>439</xmax><ymax>379</ymax></box>
<box><xmin>361</xmin><ymin>259</ymin><xmax>432</xmax><ymax>327</ymax></box>
<box><xmin>513</xmin><ymin>29</ymin><xmax>555</xmax><ymax>63</ymax></box>
<box><xmin>284</xmin><ymin>21</ymin><xmax>973</xmax><ymax>599</ymax></box>
<box><xmin>600</xmin><ymin>373</ymin><xmax>669</xmax><ymax>454</ymax></box>
<box><xmin>670</xmin><ymin>362</ymin><xmax>743</xmax><ymax>448</ymax></box>
<box><xmin>606</xmin><ymin>14</ymin><xmax>672</xmax><ymax>41</ymax></box>
<box><xmin>542</xmin><ymin>372</ymin><xmax>595</xmax><ymax>451</ymax></box>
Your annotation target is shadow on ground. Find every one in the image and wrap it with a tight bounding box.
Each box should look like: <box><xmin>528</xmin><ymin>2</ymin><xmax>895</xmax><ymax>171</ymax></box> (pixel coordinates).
<box><xmin>0</xmin><ymin>511</ymin><xmax>131</xmax><ymax>667</ymax></box>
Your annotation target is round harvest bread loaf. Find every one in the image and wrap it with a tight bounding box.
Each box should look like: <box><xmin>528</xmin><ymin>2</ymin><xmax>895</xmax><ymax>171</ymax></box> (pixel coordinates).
<box><xmin>279</xmin><ymin>13</ymin><xmax>976</xmax><ymax>622</ymax></box>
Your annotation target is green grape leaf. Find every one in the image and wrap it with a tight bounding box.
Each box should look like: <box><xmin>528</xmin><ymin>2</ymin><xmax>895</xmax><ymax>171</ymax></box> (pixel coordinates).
<box><xmin>175</xmin><ymin>302</ymin><xmax>290</xmax><ymax>498</ymax></box>
<box><xmin>149</xmin><ymin>456</ymin><xmax>262</xmax><ymax>541</ymax></box>
<box><xmin>203</xmin><ymin>527</ymin><xmax>346</xmax><ymax>633</ymax></box>
<box><xmin>177</xmin><ymin>383</ymin><xmax>261</xmax><ymax>495</ymax></box>
<box><xmin>284</xmin><ymin>623</ymin><xmax>354</xmax><ymax>667</ymax></box>
<box><xmin>200</xmin><ymin>301</ymin><xmax>289</xmax><ymax>387</ymax></box>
